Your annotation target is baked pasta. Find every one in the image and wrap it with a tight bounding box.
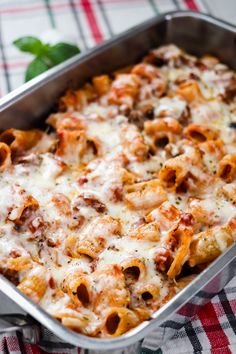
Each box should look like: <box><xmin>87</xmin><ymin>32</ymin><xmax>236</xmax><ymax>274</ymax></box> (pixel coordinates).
<box><xmin>1</xmin><ymin>44</ymin><xmax>236</xmax><ymax>337</ymax></box>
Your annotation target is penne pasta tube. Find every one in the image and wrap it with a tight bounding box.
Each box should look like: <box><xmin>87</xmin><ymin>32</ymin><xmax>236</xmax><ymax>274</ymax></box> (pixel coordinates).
<box><xmin>47</xmin><ymin>112</ymin><xmax>85</xmax><ymax>131</ymax></box>
<box><xmin>61</xmin><ymin>316</ymin><xmax>89</xmax><ymax>333</ymax></box>
<box><xmin>7</xmin><ymin>195</ymin><xmax>39</xmax><ymax>225</ymax></box>
<box><xmin>0</xmin><ymin>142</ymin><xmax>11</xmax><ymax>171</ymax></box>
<box><xmin>217</xmin><ymin>183</ymin><xmax>236</xmax><ymax>205</ymax></box>
<box><xmin>65</xmin><ymin>273</ymin><xmax>92</xmax><ymax>307</ymax></box>
<box><xmin>199</xmin><ymin>139</ymin><xmax>225</xmax><ymax>174</ymax></box>
<box><xmin>18</xmin><ymin>267</ymin><xmax>48</xmax><ymax>303</ymax></box>
<box><xmin>59</xmin><ymin>84</ymin><xmax>95</xmax><ymax>111</ymax></box>
<box><xmin>132</xmin><ymin>63</ymin><xmax>162</xmax><ymax>81</ymax></box>
<box><xmin>124</xmin><ymin>179</ymin><xmax>167</xmax><ymax>210</ymax></box>
<box><xmin>158</xmin><ymin>155</ymin><xmax>188</xmax><ymax>191</ymax></box>
<box><xmin>108</xmin><ymin>74</ymin><xmax>139</xmax><ymax>108</ymax></box>
<box><xmin>56</xmin><ymin>129</ymin><xmax>87</xmax><ymax>165</ymax></box>
<box><xmin>145</xmin><ymin>117</ymin><xmax>182</xmax><ymax>151</ymax></box>
<box><xmin>129</xmin><ymin>221</ymin><xmax>160</xmax><ymax>242</ymax></box>
<box><xmin>136</xmin><ymin>283</ymin><xmax>160</xmax><ymax>303</ymax></box>
<box><xmin>121</xmin><ymin>258</ymin><xmax>146</xmax><ymax>285</ymax></box>
<box><xmin>145</xmin><ymin>117</ymin><xmax>182</xmax><ymax>136</ymax></box>
<box><xmin>159</xmin><ymin>150</ymin><xmax>205</xmax><ymax>193</ymax></box>
<box><xmin>167</xmin><ymin>228</ymin><xmax>193</xmax><ymax>279</ymax></box>
<box><xmin>200</xmin><ymin>54</ymin><xmax>219</xmax><ymax>68</ymax></box>
<box><xmin>120</xmin><ymin>124</ymin><xmax>148</xmax><ymax>162</ymax></box>
<box><xmin>184</xmin><ymin>124</ymin><xmax>218</xmax><ymax>143</ymax></box>
<box><xmin>76</xmin><ymin>238</ymin><xmax>105</xmax><ymax>260</ymax></box>
<box><xmin>146</xmin><ymin>201</ymin><xmax>181</xmax><ymax>229</ymax></box>
<box><xmin>176</xmin><ymin>80</ymin><xmax>203</xmax><ymax>103</ymax></box>
<box><xmin>6</xmin><ymin>257</ymin><xmax>32</xmax><ymax>271</ymax></box>
<box><xmin>92</xmin><ymin>75</ymin><xmax>111</xmax><ymax>96</ymax></box>
<box><xmin>133</xmin><ymin>307</ymin><xmax>151</xmax><ymax>321</ymax></box>
<box><xmin>102</xmin><ymin>307</ymin><xmax>139</xmax><ymax>337</ymax></box>
<box><xmin>217</xmin><ymin>154</ymin><xmax>236</xmax><ymax>182</ymax></box>
<box><xmin>189</xmin><ymin>225</ymin><xmax>234</xmax><ymax>267</ymax></box>
<box><xmin>131</xmin><ymin>63</ymin><xmax>167</xmax><ymax>97</ymax></box>
<box><xmin>92</xmin><ymin>265</ymin><xmax>130</xmax><ymax>310</ymax></box>
<box><xmin>75</xmin><ymin>216</ymin><xmax>120</xmax><ymax>259</ymax></box>
<box><xmin>0</xmin><ymin>128</ymin><xmax>42</xmax><ymax>157</ymax></box>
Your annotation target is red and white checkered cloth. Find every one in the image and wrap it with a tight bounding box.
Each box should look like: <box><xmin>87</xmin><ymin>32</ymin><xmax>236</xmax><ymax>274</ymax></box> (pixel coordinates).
<box><xmin>1</xmin><ymin>0</ymin><xmax>236</xmax><ymax>96</ymax></box>
<box><xmin>1</xmin><ymin>0</ymin><xmax>236</xmax><ymax>353</ymax></box>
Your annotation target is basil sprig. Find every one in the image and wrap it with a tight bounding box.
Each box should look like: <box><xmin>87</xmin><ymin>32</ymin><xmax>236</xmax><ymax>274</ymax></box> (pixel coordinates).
<box><xmin>13</xmin><ymin>36</ymin><xmax>80</xmax><ymax>82</ymax></box>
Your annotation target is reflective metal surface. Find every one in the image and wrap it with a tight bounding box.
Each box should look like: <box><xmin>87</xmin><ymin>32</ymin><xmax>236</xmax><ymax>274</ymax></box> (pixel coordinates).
<box><xmin>0</xmin><ymin>11</ymin><xmax>236</xmax><ymax>350</ymax></box>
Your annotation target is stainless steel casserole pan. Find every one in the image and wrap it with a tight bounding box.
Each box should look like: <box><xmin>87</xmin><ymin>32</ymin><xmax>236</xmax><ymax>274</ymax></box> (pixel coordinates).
<box><xmin>0</xmin><ymin>10</ymin><xmax>236</xmax><ymax>350</ymax></box>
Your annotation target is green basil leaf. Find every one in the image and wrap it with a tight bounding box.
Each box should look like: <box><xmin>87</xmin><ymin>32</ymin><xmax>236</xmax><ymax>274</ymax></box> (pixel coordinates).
<box><xmin>13</xmin><ymin>36</ymin><xmax>48</xmax><ymax>56</ymax></box>
<box><xmin>25</xmin><ymin>57</ymin><xmax>49</xmax><ymax>82</ymax></box>
<box><xmin>45</xmin><ymin>42</ymin><xmax>80</xmax><ymax>65</ymax></box>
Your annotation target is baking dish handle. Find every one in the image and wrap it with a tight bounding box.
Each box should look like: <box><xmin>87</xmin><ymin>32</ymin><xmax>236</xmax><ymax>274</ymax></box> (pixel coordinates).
<box><xmin>0</xmin><ymin>314</ymin><xmax>41</xmax><ymax>343</ymax></box>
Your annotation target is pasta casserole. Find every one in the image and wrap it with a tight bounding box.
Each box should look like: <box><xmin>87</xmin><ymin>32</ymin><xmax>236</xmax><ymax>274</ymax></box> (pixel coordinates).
<box><xmin>1</xmin><ymin>44</ymin><xmax>236</xmax><ymax>337</ymax></box>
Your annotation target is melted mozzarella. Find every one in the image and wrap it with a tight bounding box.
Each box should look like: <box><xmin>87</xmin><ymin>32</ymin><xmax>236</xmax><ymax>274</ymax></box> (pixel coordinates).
<box><xmin>86</xmin><ymin>118</ymin><xmax>123</xmax><ymax>150</ymax></box>
<box><xmin>1</xmin><ymin>44</ymin><xmax>236</xmax><ymax>338</ymax></box>
<box><xmin>154</xmin><ymin>96</ymin><xmax>187</xmax><ymax>119</ymax></box>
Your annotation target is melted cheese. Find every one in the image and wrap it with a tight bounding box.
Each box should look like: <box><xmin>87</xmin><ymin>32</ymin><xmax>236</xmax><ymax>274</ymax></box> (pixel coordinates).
<box><xmin>1</xmin><ymin>44</ymin><xmax>236</xmax><ymax>338</ymax></box>
<box><xmin>154</xmin><ymin>96</ymin><xmax>187</xmax><ymax>119</ymax></box>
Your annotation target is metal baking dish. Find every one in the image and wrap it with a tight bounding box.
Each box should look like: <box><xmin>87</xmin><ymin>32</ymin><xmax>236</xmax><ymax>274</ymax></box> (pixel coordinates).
<box><xmin>0</xmin><ymin>10</ymin><xmax>236</xmax><ymax>350</ymax></box>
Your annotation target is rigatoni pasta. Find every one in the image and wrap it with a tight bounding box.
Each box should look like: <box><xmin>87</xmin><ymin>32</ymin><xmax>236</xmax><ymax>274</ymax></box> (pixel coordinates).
<box><xmin>1</xmin><ymin>44</ymin><xmax>236</xmax><ymax>338</ymax></box>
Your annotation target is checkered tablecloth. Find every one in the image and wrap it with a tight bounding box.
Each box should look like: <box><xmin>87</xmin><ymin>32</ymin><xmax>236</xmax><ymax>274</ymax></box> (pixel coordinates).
<box><xmin>1</xmin><ymin>0</ymin><xmax>236</xmax><ymax>96</ymax></box>
<box><xmin>1</xmin><ymin>0</ymin><xmax>236</xmax><ymax>353</ymax></box>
